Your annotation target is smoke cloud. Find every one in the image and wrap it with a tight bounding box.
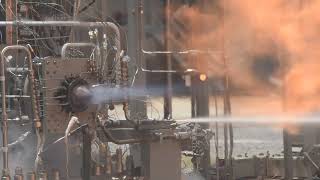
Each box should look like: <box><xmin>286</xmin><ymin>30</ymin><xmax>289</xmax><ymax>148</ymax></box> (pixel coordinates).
<box><xmin>171</xmin><ymin>0</ymin><xmax>320</xmax><ymax>113</ymax></box>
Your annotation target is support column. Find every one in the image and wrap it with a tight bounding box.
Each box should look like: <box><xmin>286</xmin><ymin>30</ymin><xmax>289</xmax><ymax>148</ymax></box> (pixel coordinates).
<box><xmin>127</xmin><ymin>0</ymin><xmax>147</xmax><ymax>177</ymax></box>
<box><xmin>127</xmin><ymin>0</ymin><xmax>146</xmax><ymax>119</ymax></box>
<box><xmin>163</xmin><ymin>0</ymin><xmax>172</xmax><ymax>120</ymax></box>
<box><xmin>5</xmin><ymin>0</ymin><xmax>17</xmax><ymax>45</ymax></box>
<box><xmin>191</xmin><ymin>72</ymin><xmax>210</xmax><ymax>179</ymax></box>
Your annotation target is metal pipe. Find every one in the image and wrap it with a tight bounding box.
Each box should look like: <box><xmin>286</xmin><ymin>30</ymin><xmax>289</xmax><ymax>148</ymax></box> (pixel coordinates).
<box><xmin>82</xmin><ymin>125</ymin><xmax>91</xmax><ymax>180</ymax></box>
<box><xmin>5</xmin><ymin>0</ymin><xmax>17</xmax><ymax>45</ymax></box>
<box><xmin>0</xmin><ymin>49</ymin><xmax>9</xmax><ymax>178</ymax></box>
<box><xmin>120</xmin><ymin>54</ymin><xmax>132</xmax><ymax>123</ymax></box>
<box><xmin>52</xmin><ymin>170</ymin><xmax>60</xmax><ymax>180</ymax></box>
<box><xmin>0</xmin><ymin>95</ymin><xmax>30</xmax><ymax>98</ymax></box>
<box><xmin>61</xmin><ymin>43</ymin><xmax>95</xmax><ymax>58</ymax></box>
<box><xmin>228</xmin><ymin>123</ymin><xmax>234</xmax><ymax>179</ymax></box>
<box><xmin>105</xmin><ymin>145</ymin><xmax>112</xmax><ymax>176</ymax></box>
<box><xmin>27</xmin><ymin>172</ymin><xmax>36</xmax><ymax>180</ymax></box>
<box><xmin>303</xmin><ymin>152</ymin><xmax>320</xmax><ymax>172</ymax></box>
<box><xmin>14</xmin><ymin>167</ymin><xmax>23</xmax><ymax>180</ymax></box>
<box><xmin>116</xmin><ymin>148</ymin><xmax>123</xmax><ymax>174</ymax></box>
<box><xmin>164</xmin><ymin>0</ymin><xmax>173</xmax><ymax>120</ymax></box>
<box><xmin>142</xmin><ymin>49</ymin><xmax>221</xmax><ymax>55</ymax></box>
<box><xmin>0</xmin><ymin>21</ymin><xmax>120</xmax><ymax>28</ymax></box>
<box><xmin>2</xmin><ymin>46</ymin><xmax>41</xmax><ymax>125</ymax></box>
<box><xmin>1</xmin><ymin>45</ymin><xmax>40</xmax><ymax>177</ymax></box>
<box><xmin>6</xmin><ymin>67</ymin><xmax>29</xmax><ymax>73</ymax></box>
<box><xmin>221</xmin><ymin>0</ymin><xmax>232</xmax><ymax>178</ymax></box>
<box><xmin>136</xmin><ymin>0</ymin><xmax>143</xmax><ymax>69</ymax></box>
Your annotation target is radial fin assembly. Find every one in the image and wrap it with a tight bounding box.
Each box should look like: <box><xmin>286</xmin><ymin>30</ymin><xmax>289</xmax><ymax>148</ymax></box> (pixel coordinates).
<box><xmin>54</xmin><ymin>76</ymin><xmax>91</xmax><ymax>113</ymax></box>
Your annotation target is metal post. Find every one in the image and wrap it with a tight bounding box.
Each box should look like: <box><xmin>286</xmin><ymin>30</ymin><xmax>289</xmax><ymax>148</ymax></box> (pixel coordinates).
<box><xmin>221</xmin><ymin>0</ymin><xmax>233</xmax><ymax>179</ymax></box>
<box><xmin>82</xmin><ymin>125</ymin><xmax>91</xmax><ymax>180</ymax></box>
<box><xmin>191</xmin><ymin>75</ymin><xmax>196</xmax><ymax>118</ymax></box>
<box><xmin>190</xmin><ymin>72</ymin><xmax>210</xmax><ymax>179</ymax></box>
<box><xmin>136</xmin><ymin>0</ymin><xmax>143</xmax><ymax>69</ymax></box>
<box><xmin>0</xmin><ymin>48</ymin><xmax>9</xmax><ymax>179</ymax></box>
<box><xmin>127</xmin><ymin>0</ymin><xmax>147</xmax><ymax>177</ymax></box>
<box><xmin>283</xmin><ymin>130</ymin><xmax>293</xmax><ymax>180</ymax></box>
<box><xmin>5</xmin><ymin>0</ymin><xmax>16</xmax><ymax>45</ymax></box>
<box><xmin>197</xmin><ymin>77</ymin><xmax>210</xmax><ymax>179</ymax></box>
<box><xmin>164</xmin><ymin>0</ymin><xmax>173</xmax><ymax>120</ymax></box>
<box><xmin>132</xmin><ymin>0</ymin><xmax>147</xmax><ymax>118</ymax></box>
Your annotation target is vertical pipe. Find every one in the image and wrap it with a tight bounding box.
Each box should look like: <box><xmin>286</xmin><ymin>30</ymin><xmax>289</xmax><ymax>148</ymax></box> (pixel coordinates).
<box><xmin>214</xmin><ymin>94</ymin><xmax>220</xmax><ymax>180</ymax></box>
<box><xmin>1</xmin><ymin>45</ymin><xmax>37</xmax><ymax>178</ymax></box>
<box><xmin>1</xmin><ymin>51</ymin><xmax>9</xmax><ymax>178</ymax></box>
<box><xmin>82</xmin><ymin>125</ymin><xmax>91</xmax><ymax>180</ymax></box>
<box><xmin>223</xmin><ymin>123</ymin><xmax>228</xmax><ymax>178</ymax></box>
<box><xmin>191</xmin><ymin>74</ymin><xmax>196</xmax><ymax>118</ymax></box>
<box><xmin>133</xmin><ymin>0</ymin><xmax>147</xmax><ymax>117</ymax></box>
<box><xmin>70</xmin><ymin>0</ymin><xmax>81</xmax><ymax>42</ymax></box>
<box><xmin>221</xmin><ymin>0</ymin><xmax>228</xmax><ymax>177</ymax></box>
<box><xmin>27</xmin><ymin>172</ymin><xmax>36</xmax><ymax>180</ymax></box>
<box><xmin>105</xmin><ymin>145</ymin><xmax>112</xmax><ymax>177</ymax></box>
<box><xmin>14</xmin><ymin>167</ymin><xmax>23</xmax><ymax>180</ymax></box>
<box><xmin>116</xmin><ymin>148</ymin><xmax>123</xmax><ymax>175</ymax></box>
<box><xmin>215</xmin><ymin>124</ymin><xmax>220</xmax><ymax>180</ymax></box>
<box><xmin>221</xmin><ymin>0</ymin><xmax>233</xmax><ymax>179</ymax></box>
<box><xmin>228</xmin><ymin>123</ymin><xmax>233</xmax><ymax>179</ymax></box>
<box><xmin>164</xmin><ymin>0</ymin><xmax>173</xmax><ymax>120</ymax></box>
<box><xmin>283</xmin><ymin>131</ymin><xmax>293</xmax><ymax>180</ymax></box>
<box><xmin>53</xmin><ymin>170</ymin><xmax>60</xmax><ymax>180</ymax></box>
<box><xmin>136</xmin><ymin>0</ymin><xmax>143</xmax><ymax>69</ymax></box>
<box><xmin>5</xmin><ymin>0</ymin><xmax>16</xmax><ymax>45</ymax></box>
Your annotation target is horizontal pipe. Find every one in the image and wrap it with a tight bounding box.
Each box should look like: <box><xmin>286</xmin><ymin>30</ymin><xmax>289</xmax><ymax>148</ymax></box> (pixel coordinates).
<box><xmin>176</xmin><ymin>115</ymin><xmax>320</xmax><ymax>125</ymax></box>
<box><xmin>102</xmin><ymin>126</ymin><xmax>190</xmax><ymax>145</ymax></box>
<box><xmin>0</xmin><ymin>21</ymin><xmax>117</xmax><ymax>27</ymax></box>
<box><xmin>0</xmin><ymin>95</ymin><xmax>30</xmax><ymax>98</ymax></box>
<box><xmin>6</xmin><ymin>68</ymin><xmax>29</xmax><ymax>73</ymax></box>
<box><xmin>142</xmin><ymin>49</ymin><xmax>222</xmax><ymax>55</ymax></box>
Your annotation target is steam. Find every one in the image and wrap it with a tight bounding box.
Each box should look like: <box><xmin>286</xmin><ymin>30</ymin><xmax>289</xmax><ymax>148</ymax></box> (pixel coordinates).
<box><xmin>90</xmin><ymin>85</ymin><xmax>165</xmax><ymax>104</ymax></box>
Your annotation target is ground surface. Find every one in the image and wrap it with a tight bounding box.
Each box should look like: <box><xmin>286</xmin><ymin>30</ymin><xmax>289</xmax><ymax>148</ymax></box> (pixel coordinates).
<box><xmin>143</xmin><ymin>95</ymin><xmax>284</xmax><ymax>159</ymax></box>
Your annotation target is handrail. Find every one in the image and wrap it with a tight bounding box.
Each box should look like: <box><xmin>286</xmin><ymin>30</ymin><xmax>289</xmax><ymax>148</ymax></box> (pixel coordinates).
<box><xmin>0</xmin><ymin>45</ymin><xmax>40</xmax><ymax>177</ymax></box>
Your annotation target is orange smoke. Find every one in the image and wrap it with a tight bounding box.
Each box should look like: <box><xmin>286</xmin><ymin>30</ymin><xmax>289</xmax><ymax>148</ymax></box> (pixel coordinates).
<box><xmin>171</xmin><ymin>0</ymin><xmax>320</xmax><ymax>114</ymax></box>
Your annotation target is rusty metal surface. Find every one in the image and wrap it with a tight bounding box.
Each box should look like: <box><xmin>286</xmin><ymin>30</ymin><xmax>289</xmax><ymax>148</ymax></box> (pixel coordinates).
<box><xmin>43</xmin><ymin>58</ymin><xmax>97</xmax><ymax>133</ymax></box>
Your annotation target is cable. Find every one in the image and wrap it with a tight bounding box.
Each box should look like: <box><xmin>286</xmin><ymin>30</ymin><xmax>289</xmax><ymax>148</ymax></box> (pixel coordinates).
<box><xmin>78</xmin><ymin>0</ymin><xmax>96</xmax><ymax>14</ymax></box>
<box><xmin>0</xmin><ymin>4</ymin><xmax>58</xmax><ymax>56</ymax></box>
